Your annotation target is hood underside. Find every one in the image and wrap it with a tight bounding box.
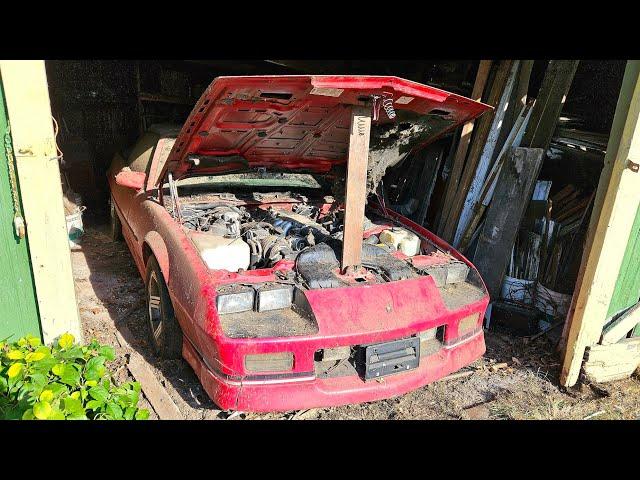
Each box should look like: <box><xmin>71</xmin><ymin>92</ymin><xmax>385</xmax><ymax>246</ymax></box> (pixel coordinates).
<box><xmin>159</xmin><ymin>75</ymin><xmax>491</xmax><ymax>190</ymax></box>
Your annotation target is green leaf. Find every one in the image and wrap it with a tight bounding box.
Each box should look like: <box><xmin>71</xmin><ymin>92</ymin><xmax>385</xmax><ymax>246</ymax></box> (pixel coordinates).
<box><xmin>49</xmin><ymin>409</ymin><xmax>65</xmax><ymax>420</ymax></box>
<box><xmin>29</xmin><ymin>373</ymin><xmax>47</xmax><ymax>395</ymax></box>
<box><xmin>58</xmin><ymin>333</ymin><xmax>75</xmax><ymax>350</ymax></box>
<box><xmin>26</xmin><ymin>335</ymin><xmax>41</xmax><ymax>347</ymax></box>
<box><xmin>7</xmin><ymin>363</ymin><xmax>23</xmax><ymax>379</ymax></box>
<box><xmin>88</xmin><ymin>385</ymin><xmax>109</xmax><ymax>403</ymax></box>
<box><xmin>106</xmin><ymin>402</ymin><xmax>123</xmax><ymax>419</ymax></box>
<box><xmin>85</xmin><ymin>400</ymin><xmax>103</xmax><ymax>411</ymax></box>
<box><xmin>33</xmin><ymin>401</ymin><xmax>52</xmax><ymax>420</ymax></box>
<box><xmin>59</xmin><ymin>364</ymin><xmax>81</xmax><ymax>387</ymax></box>
<box><xmin>98</xmin><ymin>345</ymin><xmax>115</xmax><ymax>361</ymax></box>
<box><xmin>63</xmin><ymin>396</ymin><xmax>84</xmax><ymax>416</ymax></box>
<box><xmin>25</xmin><ymin>351</ymin><xmax>46</xmax><ymax>362</ymax></box>
<box><xmin>52</xmin><ymin>363</ymin><xmax>65</xmax><ymax>377</ymax></box>
<box><xmin>123</xmin><ymin>406</ymin><xmax>136</xmax><ymax>420</ymax></box>
<box><xmin>66</xmin><ymin>413</ymin><xmax>88</xmax><ymax>420</ymax></box>
<box><xmin>84</xmin><ymin>356</ymin><xmax>106</xmax><ymax>381</ymax></box>
<box><xmin>6</xmin><ymin>350</ymin><xmax>24</xmax><ymax>360</ymax></box>
<box><xmin>22</xmin><ymin>408</ymin><xmax>35</xmax><ymax>420</ymax></box>
<box><xmin>39</xmin><ymin>389</ymin><xmax>55</xmax><ymax>403</ymax></box>
<box><xmin>46</xmin><ymin>382</ymin><xmax>68</xmax><ymax>396</ymax></box>
<box><xmin>60</xmin><ymin>347</ymin><xmax>84</xmax><ymax>361</ymax></box>
<box><xmin>135</xmin><ymin>409</ymin><xmax>150</xmax><ymax>420</ymax></box>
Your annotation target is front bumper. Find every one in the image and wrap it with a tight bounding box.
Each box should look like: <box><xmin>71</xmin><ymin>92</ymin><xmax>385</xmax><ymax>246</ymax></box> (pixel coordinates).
<box><xmin>183</xmin><ymin>329</ymin><xmax>485</xmax><ymax>412</ymax></box>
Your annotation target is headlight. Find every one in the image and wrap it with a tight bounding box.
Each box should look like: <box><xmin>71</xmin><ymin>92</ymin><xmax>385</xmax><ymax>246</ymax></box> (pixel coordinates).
<box><xmin>245</xmin><ymin>352</ymin><xmax>294</xmax><ymax>372</ymax></box>
<box><xmin>255</xmin><ymin>285</ymin><xmax>294</xmax><ymax>312</ymax></box>
<box><xmin>216</xmin><ymin>286</ymin><xmax>255</xmax><ymax>314</ymax></box>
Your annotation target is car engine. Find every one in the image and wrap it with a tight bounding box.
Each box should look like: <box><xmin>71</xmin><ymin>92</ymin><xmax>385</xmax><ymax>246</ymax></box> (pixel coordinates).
<box><xmin>181</xmin><ymin>200</ymin><xmax>345</xmax><ymax>271</ymax></box>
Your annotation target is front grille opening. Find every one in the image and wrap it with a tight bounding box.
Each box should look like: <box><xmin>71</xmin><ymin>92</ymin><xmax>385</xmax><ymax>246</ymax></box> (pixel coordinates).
<box><xmin>314</xmin><ymin>347</ymin><xmax>358</xmax><ymax>379</ymax></box>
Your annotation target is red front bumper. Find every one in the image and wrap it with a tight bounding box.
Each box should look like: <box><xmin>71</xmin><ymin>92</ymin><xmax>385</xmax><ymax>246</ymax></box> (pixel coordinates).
<box><xmin>183</xmin><ymin>330</ymin><xmax>485</xmax><ymax>412</ymax></box>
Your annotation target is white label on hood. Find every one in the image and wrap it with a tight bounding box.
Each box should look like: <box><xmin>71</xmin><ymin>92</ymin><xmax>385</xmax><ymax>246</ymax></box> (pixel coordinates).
<box><xmin>310</xmin><ymin>87</ymin><xmax>344</xmax><ymax>97</ymax></box>
<box><xmin>395</xmin><ymin>96</ymin><xmax>414</xmax><ymax>104</ymax></box>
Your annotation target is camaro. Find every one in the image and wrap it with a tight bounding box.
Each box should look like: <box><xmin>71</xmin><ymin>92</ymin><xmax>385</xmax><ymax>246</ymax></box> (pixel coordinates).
<box><xmin>108</xmin><ymin>75</ymin><xmax>491</xmax><ymax>412</ymax></box>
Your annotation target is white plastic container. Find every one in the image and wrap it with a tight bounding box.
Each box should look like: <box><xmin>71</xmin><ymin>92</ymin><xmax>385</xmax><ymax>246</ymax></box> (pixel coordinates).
<box><xmin>500</xmin><ymin>275</ymin><xmax>534</xmax><ymax>305</ymax></box>
<box><xmin>534</xmin><ymin>283</ymin><xmax>571</xmax><ymax>317</ymax></box>
<box><xmin>66</xmin><ymin>206</ymin><xmax>86</xmax><ymax>250</ymax></box>
<box><xmin>190</xmin><ymin>232</ymin><xmax>250</xmax><ymax>272</ymax></box>
<box><xmin>379</xmin><ymin>227</ymin><xmax>421</xmax><ymax>256</ymax></box>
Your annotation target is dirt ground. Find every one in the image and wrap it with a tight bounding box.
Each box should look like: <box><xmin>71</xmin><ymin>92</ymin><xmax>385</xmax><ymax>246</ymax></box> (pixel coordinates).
<box><xmin>72</xmin><ymin>222</ymin><xmax>640</xmax><ymax>420</ymax></box>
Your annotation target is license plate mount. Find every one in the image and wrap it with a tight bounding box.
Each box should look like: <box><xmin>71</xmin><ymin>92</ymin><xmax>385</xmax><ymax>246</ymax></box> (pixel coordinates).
<box><xmin>363</xmin><ymin>337</ymin><xmax>420</xmax><ymax>380</ymax></box>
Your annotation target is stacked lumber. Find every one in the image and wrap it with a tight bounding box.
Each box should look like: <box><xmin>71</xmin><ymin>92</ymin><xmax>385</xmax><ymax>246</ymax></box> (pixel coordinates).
<box><xmin>537</xmin><ymin>185</ymin><xmax>594</xmax><ymax>292</ymax></box>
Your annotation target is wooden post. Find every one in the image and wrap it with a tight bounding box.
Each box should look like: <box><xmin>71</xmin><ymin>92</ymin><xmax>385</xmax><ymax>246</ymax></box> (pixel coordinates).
<box><xmin>0</xmin><ymin>60</ymin><xmax>82</xmax><ymax>344</ymax></box>
<box><xmin>560</xmin><ymin>61</ymin><xmax>640</xmax><ymax>387</ymax></box>
<box><xmin>341</xmin><ymin>105</ymin><xmax>371</xmax><ymax>273</ymax></box>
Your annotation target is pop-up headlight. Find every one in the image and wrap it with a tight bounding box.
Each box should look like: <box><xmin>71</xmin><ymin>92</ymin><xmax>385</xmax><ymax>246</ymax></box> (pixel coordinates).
<box><xmin>255</xmin><ymin>284</ymin><xmax>294</xmax><ymax>312</ymax></box>
<box><xmin>216</xmin><ymin>286</ymin><xmax>255</xmax><ymax>314</ymax></box>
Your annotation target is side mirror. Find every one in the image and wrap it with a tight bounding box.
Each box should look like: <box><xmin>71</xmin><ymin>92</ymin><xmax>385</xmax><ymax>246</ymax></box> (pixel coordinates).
<box><xmin>115</xmin><ymin>170</ymin><xmax>146</xmax><ymax>191</ymax></box>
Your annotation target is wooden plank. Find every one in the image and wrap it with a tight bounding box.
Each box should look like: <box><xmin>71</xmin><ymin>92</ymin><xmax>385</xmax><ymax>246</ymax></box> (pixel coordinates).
<box><xmin>458</xmin><ymin>105</ymin><xmax>533</xmax><ymax>252</ymax></box>
<box><xmin>515</xmin><ymin>60</ymin><xmax>534</xmax><ymax>109</ymax></box>
<box><xmin>0</xmin><ymin>77</ymin><xmax>41</xmax><ymax>340</ymax></box>
<box><xmin>601</xmin><ymin>301</ymin><xmax>640</xmax><ymax>345</ymax></box>
<box><xmin>440</xmin><ymin>61</ymin><xmax>511</xmax><ymax>243</ymax></box>
<box><xmin>0</xmin><ymin>60</ymin><xmax>82</xmax><ymax>344</ymax></box>
<box><xmin>471</xmin><ymin>148</ymin><xmax>544</xmax><ymax>299</ymax></box>
<box><xmin>413</xmin><ymin>145</ymin><xmax>444</xmax><ymax>227</ymax></box>
<box><xmin>521</xmin><ymin>60</ymin><xmax>579</xmax><ymax>150</ymax></box>
<box><xmin>436</xmin><ymin>60</ymin><xmax>493</xmax><ymax>236</ymax></box>
<box><xmin>583</xmin><ymin>337</ymin><xmax>640</xmax><ymax>383</ymax></box>
<box><xmin>560</xmin><ymin>61</ymin><xmax>640</xmax><ymax>387</ymax></box>
<box><xmin>127</xmin><ymin>352</ymin><xmax>184</xmax><ymax>420</ymax></box>
<box><xmin>341</xmin><ymin>105</ymin><xmax>371</xmax><ymax>272</ymax></box>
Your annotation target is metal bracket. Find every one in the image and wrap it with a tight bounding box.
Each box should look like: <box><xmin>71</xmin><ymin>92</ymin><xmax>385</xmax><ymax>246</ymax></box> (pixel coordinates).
<box><xmin>627</xmin><ymin>159</ymin><xmax>639</xmax><ymax>173</ymax></box>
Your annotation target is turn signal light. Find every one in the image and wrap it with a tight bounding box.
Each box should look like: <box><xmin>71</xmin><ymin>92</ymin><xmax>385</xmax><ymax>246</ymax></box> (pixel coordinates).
<box><xmin>244</xmin><ymin>352</ymin><xmax>294</xmax><ymax>372</ymax></box>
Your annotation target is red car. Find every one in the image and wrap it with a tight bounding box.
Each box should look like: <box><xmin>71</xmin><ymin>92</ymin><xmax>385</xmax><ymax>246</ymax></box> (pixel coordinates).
<box><xmin>108</xmin><ymin>75</ymin><xmax>491</xmax><ymax>412</ymax></box>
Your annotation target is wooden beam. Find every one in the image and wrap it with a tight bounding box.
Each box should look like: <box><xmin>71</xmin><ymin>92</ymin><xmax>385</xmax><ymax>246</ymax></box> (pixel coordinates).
<box><xmin>521</xmin><ymin>60</ymin><xmax>579</xmax><ymax>150</ymax></box>
<box><xmin>436</xmin><ymin>60</ymin><xmax>493</xmax><ymax>237</ymax></box>
<box><xmin>560</xmin><ymin>61</ymin><xmax>640</xmax><ymax>387</ymax></box>
<box><xmin>127</xmin><ymin>352</ymin><xmax>184</xmax><ymax>420</ymax></box>
<box><xmin>471</xmin><ymin>147</ymin><xmax>544</xmax><ymax>299</ymax></box>
<box><xmin>440</xmin><ymin>61</ymin><xmax>511</xmax><ymax>243</ymax></box>
<box><xmin>601</xmin><ymin>302</ymin><xmax>640</xmax><ymax>345</ymax></box>
<box><xmin>0</xmin><ymin>60</ymin><xmax>82</xmax><ymax>344</ymax></box>
<box><xmin>341</xmin><ymin>105</ymin><xmax>371</xmax><ymax>272</ymax></box>
<box><xmin>452</xmin><ymin>61</ymin><xmax>522</xmax><ymax>246</ymax></box>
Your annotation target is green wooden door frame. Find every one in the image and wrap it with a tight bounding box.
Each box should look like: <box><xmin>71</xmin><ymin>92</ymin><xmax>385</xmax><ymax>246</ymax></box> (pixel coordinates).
<box><xmin>0</xmin><ymin>77</ymin><xmax>42</xmax><ymax>341</ymax></box>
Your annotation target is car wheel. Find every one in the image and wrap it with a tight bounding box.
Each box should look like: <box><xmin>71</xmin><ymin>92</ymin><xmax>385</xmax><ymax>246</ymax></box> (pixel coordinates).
<box><xmin>145</xmin><ymin>255</ymin><xmax>183</xmax><ymax>359</ymax></box>
<box><xmin>110</xmin><ymin>196</ymin><xmax>123</xmax><ymax>241</ymax></box>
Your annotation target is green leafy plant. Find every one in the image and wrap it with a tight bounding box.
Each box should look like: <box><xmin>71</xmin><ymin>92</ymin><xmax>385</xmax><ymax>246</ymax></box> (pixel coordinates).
<box><xmin>0</xmin><ymin>333</ymin><xmax>149</xmax><ymax>420</ymax></box>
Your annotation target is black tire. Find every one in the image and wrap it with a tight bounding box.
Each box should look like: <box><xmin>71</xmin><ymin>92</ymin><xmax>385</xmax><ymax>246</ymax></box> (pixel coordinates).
<box><xmin>110</xmin><ymin>196</ymin><xmax>123</xmax><ymax>241</ymax></box>
<box><xmin>145</xmin><ymin>256</ymin><xmax>183</xmax><ymax>359</ymax></box>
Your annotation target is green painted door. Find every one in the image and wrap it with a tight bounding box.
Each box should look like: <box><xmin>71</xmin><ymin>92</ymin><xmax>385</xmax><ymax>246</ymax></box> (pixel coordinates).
<box><xmin>0</xmin><ymin>78</ymin><xmax>41</xmax><ymax>340</ymax></box>
<box><xmin>607</xmin><ymin>204</ymin><xmax>640</xmax><ymax>336</ymax></box>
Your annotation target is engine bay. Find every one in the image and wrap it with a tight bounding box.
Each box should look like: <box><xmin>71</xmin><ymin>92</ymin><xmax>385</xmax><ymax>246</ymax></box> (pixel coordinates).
<box><xmin>168</xmin><ymin>188</ymin><xmax>480</xmax><ymax>294</ymax></box>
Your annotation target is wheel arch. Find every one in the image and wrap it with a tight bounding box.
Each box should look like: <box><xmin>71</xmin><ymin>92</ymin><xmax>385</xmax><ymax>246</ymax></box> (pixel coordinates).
<box><xmin>142</xmin><ymin>231</ymin><xmax>170</xmax><ymax>285</ymax></box>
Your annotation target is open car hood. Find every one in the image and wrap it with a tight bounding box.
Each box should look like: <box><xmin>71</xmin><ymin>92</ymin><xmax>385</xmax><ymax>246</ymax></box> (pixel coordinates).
<box><xmin>158</xmin><ymin>75</ymin><xmax>491</xmax><ymax>189</ymax></box>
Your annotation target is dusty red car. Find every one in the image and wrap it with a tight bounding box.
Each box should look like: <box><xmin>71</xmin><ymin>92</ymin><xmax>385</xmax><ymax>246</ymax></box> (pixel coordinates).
<box><xmin>108</xmin><ymin>75</ymin><xmax>491</xmax><ymax>412</ymax></box>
